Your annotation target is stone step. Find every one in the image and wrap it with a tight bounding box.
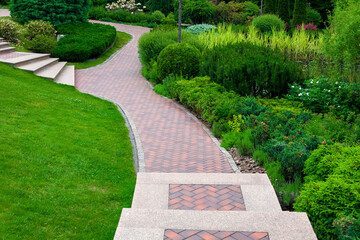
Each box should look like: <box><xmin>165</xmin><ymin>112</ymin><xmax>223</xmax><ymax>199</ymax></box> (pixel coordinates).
<box><xmin>0</xmin><ymin>42</ymin><xmax>9</xmax><ymax>49</ymax></box>
<box><xmin>54</xmin><ymin>65</ymin><xmax>75</xmax><ymax>86</ymax></box>
<box><xmin>0</xmin><ymin>47</ymin><xmax>15</xmax><ymax>54</ymax></box>
<box><xmin>35</xmin><ymin>61</ymin><xmax>67</xmax><ymax>80</ymax></box>
<box><xmin>0</xmin><ymin>53</ymin><xmax>50</xmax><ymax>67</ymax></box>
<box><xmin>132</xmin><ymin>173</ymin><xmax>281</xmax><ymax>212</ymax></box>
<box><xmin>18</xmin><ymin>58</ymin><xmax>59</xmax><ymax>73</ymax></box>
<box><xmin>115</xmin><ymin>208</ymin><xmax>317</xmax><ymax>240</ymax></box>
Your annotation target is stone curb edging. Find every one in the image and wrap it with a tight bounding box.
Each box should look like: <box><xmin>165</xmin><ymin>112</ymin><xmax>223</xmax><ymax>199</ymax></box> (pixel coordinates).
<box><xmin>84</xmin><ymin>93</ymin><xmax>145</xmax><ymax>173</ymax></box>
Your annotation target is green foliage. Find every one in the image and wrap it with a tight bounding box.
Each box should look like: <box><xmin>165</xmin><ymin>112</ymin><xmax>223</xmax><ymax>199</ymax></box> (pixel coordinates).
<box><xmin>216</xmin><ymin>1</ymin><xmax>260</xmax><ymax>25</ymax></box>
<box><xmin>236</xmin><ymin>129</ymin><xmax>255</xmax><ymax>156</ymax></box>
<box><xmin>152</xmin><ymin>10</ymin><xmax>165</xmax><ymax>24</ymax></box>
<box><xmin>287</xmin><ymin>77</ymin><xmax>360</xmax><ymax>115</ymax></box>
<box><xmin>88</xmin><ymin>6</ymin><xmax>108</xmax><ymax>19</ymax></box>
<box><xmin>306</xmin><ymin>7</ymin><xmax>321</xmax><ymax>26</ymax></box>
<box><xmin>0</xmin><ymin>18</ymin><xmax>22</xmax><ymax>43</ymax></box>
<box><xmin>323</xmin><ymin>0</ymin><xmax>360</xmax><ymax>77</ymax></box>
<box><xmin>10</xmin><ymin>0</ymin><xmax>90</xmax><ymax>26</ymax></box>
<box><xmin>54</xmin><ymin>22</ymin><xmax>116</xmax><ymax>62</ymax></box>
<box><xmin>257</xmin><ymin>98</ymin><xmax>305</xmax><ymax>116</ymax></box>
<box><xmin>252</xmin><ymin>150</ymin><xmax>270</xmax><ymax>166</ymax></box>
<box><xmin>304</xmin><ymin>110</ymin><xmax>360</xmax><ymax>145</ymax></box>
<box><xmin>277</xmin><ymin>0</ymin><xmax>290</xmax><ymax>22</ymax></box>
<box><xmin>263</xmin><ymin>0</ymin><xmax>277</xmax><ymax>14</ymax></box>
<box><xmin>186</xmin><ymin>24</ymin><xmax>216</xmax><ymax>35</ymax></box>
<box><xmin>150</xmin><ymin>0</ymin><xmax>172</xmax><ymax>16</ymax></box>
<box><xmin>201</xmin><ymin>42</ymin><xmax>304</xmax><ymax>98</ymax></box>
<box><xmin>153</xmin><ymin>83</ymin><xmax>171</xmax><ymax>98</ymax></box>
<box><xmin>334</xmin><ymin>214</ymin><xmax>360</xmax><ymax>240</ymax></box>
<box><xmin>295</xmin><ymin>145</ymin><xmax>360</xmax><ymax>239</ymax></box>
<box><xmin>161</xmin><ymin>12</ymin><xmax>177</xmax><ymax>25</ymax></box>
<box><xmin>24</xmin><ymin>20</ymin><xmax>56</xmax><ymax>40</ymax></box>
<box><xmin>157</xmin><ymin>43</ymin><xmax>201</xmax><ymax>80</ymax></box>
<box><xmin>293</xmin><ymin>0</ymin><xmax>307</xmax><ymax>26</ymax></box>
<box><xmin>181</xmin><ymin>0</ymin><xmax>216</xmax><ymax>24</ymax></box>
<box><xmin>221</xmin><ymin>131</ymin><xmax>241</xmax><ymax>150</ymax></box>
<box><xmin>25</xmin><ymin>34</ymin><xmax>57</xmax><ymax>53</ymax></box>
<box><xmin>91</xmin><ymin>0</ymin><xmax>109</xmax><ymax>6</ymax></box>
<box><xmin>251</xmin><ymin>14</ymin><xmax>285</xmax><ymax>32</ymax></box>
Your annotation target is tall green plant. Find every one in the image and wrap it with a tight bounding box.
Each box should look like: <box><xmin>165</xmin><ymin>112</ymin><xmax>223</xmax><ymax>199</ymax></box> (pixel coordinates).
<box><xmin>263</xmin><ymin>0</ymin><xmax>277</xmax><ymax>14</ymax></box>
<box><xmin>277</xmin><ymin>0</ymin><xmax>290</xmax><ymax>22</ymax></box>
<box><xmin>10</xmin><ymin>0</ymin><xmax>89</xmax><ymax>25</ymax></box>
<box><xmin>293</xmin><ymin>0</ymin><xmax>307</xmax><ymax>26</ymax></box>
<box><xmin>150</xmin><ymin>0</ymin><xmax>172</xmax><ymax>15</ymax></box>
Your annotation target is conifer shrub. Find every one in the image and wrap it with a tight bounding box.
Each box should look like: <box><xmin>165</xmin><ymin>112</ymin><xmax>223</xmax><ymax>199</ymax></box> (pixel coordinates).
<box><xmin>157</xmin><ymin>43</ymin><xmax>201</xmax><ymax>81</ymax></box>
<box><xmin>0</xmin><ymin>18</ymin><xmax>22</xmax><ymax>43</ymax></box>
<box><xmin>293</xmin><ymin>0</ymin><xmax>307</xmax><ymax>26</ymax></box>
<box><xmin>54</xmin><ymin>22</ymin><xmax>116</xmax><ymax>62</ymax></box>
<box><xmin>251</xmin><ymin>14</ymin><xmax>285</xmax><ymax>32</ymax></box>
<box><xmin>201</xmin><ymin>42</ymin><xmax>303</xmax><ymax>98</ymax></box>
<box><xmin>306</xmin><ymin>7</ymin><xmax>321</xmax><ymax>26</ymax></box>
<box><xmin>277</xmin><ymin>0</ymin><xmax>290</xmax><ymax>22</ymax></box>
<box><xmin>10</xmin><ymin>0</ymin><xmax>90</xmax><ymax>26</ymax></box>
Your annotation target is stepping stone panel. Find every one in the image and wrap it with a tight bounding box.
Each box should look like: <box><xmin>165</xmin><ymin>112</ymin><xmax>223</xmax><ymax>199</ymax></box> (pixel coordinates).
<box><xmin>164</xmin><ymin>229</ymin><xmax>269</xmax><ymax>240</ymax></box>
<box><xmin>169</xmin><ymin>184</ymin><xmax>246</xmax><ymax>211</ymax></box>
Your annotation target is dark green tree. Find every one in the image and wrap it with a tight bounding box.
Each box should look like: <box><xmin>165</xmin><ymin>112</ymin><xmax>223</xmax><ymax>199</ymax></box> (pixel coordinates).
<box><xmin>263</xmin><ymin>0</ymin><xmax>277</xmax><ymax>14</ymax></box>
<box><xmin>150</xmin><ymin>0</ymin><xmax>172</xmax><ymax>15</ymax></box>
<box><xmin>277</xmin><ymin>0</ymin><xmax>290</xmax><ymax>22</ymax></box>
<box><xmin>293</xmin><ymin>0</ymin><xmax>307</xmax><ymax>26</ymax></box>
<box><xmin>10</xmin><ymin>0</ymin><xmax>89</xmax><ymax>26</ymax></box>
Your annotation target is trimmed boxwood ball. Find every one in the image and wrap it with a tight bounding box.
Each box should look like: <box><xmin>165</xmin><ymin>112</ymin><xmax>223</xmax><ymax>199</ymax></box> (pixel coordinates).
<box><xmin>157</xmin><ymin>43</ymin><xmax>201</xmax><ymax>81</ymax></box>
<box><xmin>252</xmin><ymin>14</ymin><xmax>285</xmax><ymax>33</ymax></box>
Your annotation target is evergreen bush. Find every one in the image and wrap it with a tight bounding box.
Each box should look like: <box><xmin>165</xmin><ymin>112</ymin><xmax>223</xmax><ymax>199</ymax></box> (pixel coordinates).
<box><xmin>10</xmin><ymin>0</ymin><xmax>90</xmax><ymax>26</ymax></box>
<box><xmin>54</xmin><ymin>22</ymin><xmax>116</xmax><ymax>62</ymax></box>
<box><xmin>306</xmin><ymin>7</ymin><xmax>321</xmax><ymax>26</ymax></box>
<box><xmin>201</xmin><ymin>42</ymin><xmax>303</xmax><ymax>98</ymax></box>
<box><xmin>251</xmin><ymin>14</ymin><xmax>285</xmax><ymax>32</ymax></box>
<box><xmin>277</xmin><ymin>0</ymin><xmax>290</xmax><ymax>22</ymax></box>
<box><xmin>150</xmin><ymin>0</ymin><xmax>172</xmax><ymax>16</ymax></box>
<box><xmin>0</xmin><ymin>18</ymin><xmax>22</xmax><ymax>43</ymax></box>
<box><xmin>157</xmin><ymin>43</ymin><xmax>201</xmax><ymax>80</ymax></box>
<box><xmin>263</xmin><ymin>0</ymin><xmax>276</xmax><ymax>14</ymax></box>
<box><xmin>293</xmin><ymin>0</ymin><xmax>307</xmax><ymax>26</ymax></box>
<box><xmin>181</xmin><ymin>0</ymin><xmax>216</xmax><ymax>24</ymax></box>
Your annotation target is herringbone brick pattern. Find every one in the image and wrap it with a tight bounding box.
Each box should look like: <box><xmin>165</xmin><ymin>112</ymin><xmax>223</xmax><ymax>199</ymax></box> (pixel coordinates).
<box><xmin>0</xmin><ymin>52</ymin><xmax>26</xmax><ymax>60</ymax></box>
<box><xmin>164</xmin><ymin>229</ymin><xmax>270</xmax><ymax>240</ymax></box>
<box><xmin>76</xmin><ymin>21</ymin><xmax>233</xmax><ymax>173</ymax></box>
<box><xmin>169</xmin><ymin>184</ymin><xmax>245</xmax><ymax>211</ymax></box>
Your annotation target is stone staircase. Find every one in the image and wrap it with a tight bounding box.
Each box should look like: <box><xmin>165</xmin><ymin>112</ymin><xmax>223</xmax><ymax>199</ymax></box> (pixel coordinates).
<box><xmin>0</xmin><ymin>37</ymin><xmax>75</xmax><ymax>86</ymax></box>
<box><xmin>115</xmin><ymin>173</ymin><xmax>317</xmax><ymax>240</ymax></box>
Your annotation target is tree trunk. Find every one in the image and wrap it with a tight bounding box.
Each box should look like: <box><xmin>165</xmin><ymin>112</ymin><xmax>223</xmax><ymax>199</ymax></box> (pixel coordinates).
<box><xmin>178</xmin><ymin>0</ymin><xmax>182</xmax><ymax>43</ymax></box>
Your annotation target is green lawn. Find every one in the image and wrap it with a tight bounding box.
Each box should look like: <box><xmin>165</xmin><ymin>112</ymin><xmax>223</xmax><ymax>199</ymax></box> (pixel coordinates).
<box><xmin>0</xmin><ymin>63</ymin><xmax>136</xmax><ymax>239</ymax></box>
<box><xmin>69</xmin><ymin>31</ymin><xmax>132</xmax><ymax>69</ymax></box>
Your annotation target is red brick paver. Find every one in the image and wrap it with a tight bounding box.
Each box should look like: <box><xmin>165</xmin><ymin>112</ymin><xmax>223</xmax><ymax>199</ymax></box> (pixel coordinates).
<box><xmin>76</xmin><ymin>21</ymin><xmax>233</xmax><ymax>173</ymax></box>
<box><xmin>164</xmin><ymin>230</ymin><xmax>270</xmax><ymax>240</ymax></box>
<box><xmin>169</xmin><ymin>184</ymin><xmax>245</xmax><ymax>211</ymax></box>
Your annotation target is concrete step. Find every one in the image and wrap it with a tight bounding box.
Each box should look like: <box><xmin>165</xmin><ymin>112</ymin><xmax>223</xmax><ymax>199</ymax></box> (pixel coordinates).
<box><xmin>35</xmin><ymin>61</ymin><xmax>67</xmax><ymax>80</ymax></box>
<box><xmin>132</xmin><ymin>173</ymin><xmax>281</xmax><ymax>212</ymax></box>
<box><xmin>54</xmin><ymin>65</ymin><xmax>75</xmax><ymax>86</ymax></box>
<box><xmin>115</xmin><ymin>208</ymin><xmax>317</xmax><ymax>240</ymax></box>
<box><xmin>0</xmin><ymin>53</ymin><xmax>49</xmax><ymax>67</ymax></box>
<box><xmin>0</xmin><ymin>42</ymin><xmax>9</xmax><ymax>49</ymax></box>
<box><xmin>0</xmin><ymin>37</ymin><xmax>3</xmax><ymax>42</ymax></box>
<box><xmin>0</xmin><ymin>47</ymin><xmax>15</xmax><ymax>54</ymax></box>
<box><xmin>18</xmin><ymin>58</ymin><xmax>59</xmax><ymax>73</ymax></box>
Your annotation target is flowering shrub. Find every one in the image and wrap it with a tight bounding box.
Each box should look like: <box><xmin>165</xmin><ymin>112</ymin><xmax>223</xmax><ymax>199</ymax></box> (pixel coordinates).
<box><xmin>296</xmin><ymin>22</ymin><xmax>317</xmax><ymax>32</ymax></box>
<box><xmin>287</xmin><ymin>77</ymin><xmax>360</xmax><ymax>116</ymax></box>
<box><xmin>106</xmin><ymin>0</ymin><xmax>145</xmax><ymax>14</ymax></box>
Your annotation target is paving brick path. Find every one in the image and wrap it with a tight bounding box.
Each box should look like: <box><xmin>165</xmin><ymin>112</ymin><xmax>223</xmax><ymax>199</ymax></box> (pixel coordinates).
<box><xmin>76</xmin><ymin>21</ymin><xmax>233</xmax><ymax>173</ymax></box>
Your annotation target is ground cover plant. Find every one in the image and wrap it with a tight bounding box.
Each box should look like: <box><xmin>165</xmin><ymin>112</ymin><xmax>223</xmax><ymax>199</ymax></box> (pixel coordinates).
<box><xmin>54</xmin><ymin>22</ymin><xmax>116</xmax><ymax>62</ymax></box>
<box><xmin>0</xmin><ymin>63</ymin><xmax>136</xmax><ymax>239</ymax></box>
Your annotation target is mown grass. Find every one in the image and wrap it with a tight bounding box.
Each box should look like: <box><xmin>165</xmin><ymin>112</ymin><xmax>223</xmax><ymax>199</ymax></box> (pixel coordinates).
<box><xmin>0</xmin><ymin>63</ymin><xmax>136</xmax><ymax>239</ymax></box>
<box><xmin>68</xmin><ymin>31</ymin><xmax>132</xmax><ymax>69</ymax></box>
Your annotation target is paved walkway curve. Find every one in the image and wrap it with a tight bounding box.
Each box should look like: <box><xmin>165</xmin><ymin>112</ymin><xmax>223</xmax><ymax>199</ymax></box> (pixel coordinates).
<box><xmin>76</xmin><ymin>21</ymin><xmax>234</xmax><ymax>173</ymax></box>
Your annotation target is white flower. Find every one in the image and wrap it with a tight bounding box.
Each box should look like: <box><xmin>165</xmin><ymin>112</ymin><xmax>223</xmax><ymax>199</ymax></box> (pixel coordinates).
<box><xmin>306</xmin><ymin>93</ymin><xmax>309</xmax><ymax>96</ymax></box>
<box><xmin>310</xmin><ymin>80</ymin><xmax>313</xmax><ymax>84</ymax></box>
<box><xmin>339</xmin><ymin>86</ymin><xmax>341</xmax><ymax>88</ymax></box>
<box><xmin>316</xmin><ymin>81</ymin><xmax>319</xmax><ymax>84</ymax></box>
<box><xmin>328</xmin><ymin>90</ymin><xmax>331</xmax><ymax>92</ymax></box>
<box><xmin>299</xmin><ymin>87</ymin><xmax>302</xmax><ymax>90</ymax></box>
<box><xmin>291</xmin><ymin>85</ymin><xmax>294</xmax><ymax>88</ymax></box>
<box><xmin>335</xmin><ymin>82</ymin><xmax>338</xmax><ymax>84</ymax></box>
<box><xmin>298</xmin><ymin>93</ymin><xmax>302</xmax><ymax>96</ymax></box>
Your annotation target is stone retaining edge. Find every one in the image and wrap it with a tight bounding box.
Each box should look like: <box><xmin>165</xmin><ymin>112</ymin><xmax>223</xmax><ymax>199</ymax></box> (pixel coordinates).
<box><xmin>84</xmin><ymin>93</ymin><xmax>145</xmax><ymax>173</ymax></box>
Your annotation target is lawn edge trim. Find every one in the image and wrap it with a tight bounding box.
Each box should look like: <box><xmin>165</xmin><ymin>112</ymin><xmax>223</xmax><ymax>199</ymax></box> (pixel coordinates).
<box><xmin>86</xmin><ymin>93</ymin><xmax>145</xmax><ymax>173</ymax></box>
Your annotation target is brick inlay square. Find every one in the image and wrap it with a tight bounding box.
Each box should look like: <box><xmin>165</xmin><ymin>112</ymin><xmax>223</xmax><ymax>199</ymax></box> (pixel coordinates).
<box><xmin>164</xmin><ymin>229</ymin><xmax>270</xmax><ymax>240</ymax></box>
<box><xmin>169</xmin><ymin>184</ymin><xmax>246</xmax><ymax>211</ymax></box>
